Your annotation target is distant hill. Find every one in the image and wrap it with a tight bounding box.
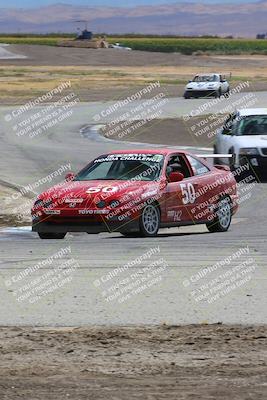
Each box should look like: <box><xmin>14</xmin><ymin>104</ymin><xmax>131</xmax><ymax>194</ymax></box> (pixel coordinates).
<box><xmin>1</xmin><ymin>1</ymin><xmax>267</xmax><ymax>37</ymax></box>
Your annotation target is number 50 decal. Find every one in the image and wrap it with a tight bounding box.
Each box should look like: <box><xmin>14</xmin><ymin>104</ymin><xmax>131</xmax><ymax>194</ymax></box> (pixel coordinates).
<box><xmin>86</xmin><ymin>186</ymin><xmax>118</xmax><ymax>194</ymax></box>
<box><xmin>180</xmin><ymin>183</ymin><xmax>196</xmax><ymax>205</ymax></box>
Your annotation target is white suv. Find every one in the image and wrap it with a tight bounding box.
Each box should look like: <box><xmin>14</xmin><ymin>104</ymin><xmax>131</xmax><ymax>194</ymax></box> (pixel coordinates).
<box><xmin>214</xmin><ymin>108</ymin><xmax>267</xmax><ymax>178</ymax></box>
<box><xmin>184</xmin><ymin>73</ymin><xmax>230</xmax><ymax>99</ymax></box>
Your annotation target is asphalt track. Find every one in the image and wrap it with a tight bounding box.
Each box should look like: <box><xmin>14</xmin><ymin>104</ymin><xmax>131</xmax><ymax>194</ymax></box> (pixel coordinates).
<box><xmin>0</xmin><ymin>44</ymin><xmax>26</xmax><ymax>60</ymax></box>
<box><xmin>0</xmin><ymin>97</ymin><xmax>266</xmax><ymax>326</ymax></box>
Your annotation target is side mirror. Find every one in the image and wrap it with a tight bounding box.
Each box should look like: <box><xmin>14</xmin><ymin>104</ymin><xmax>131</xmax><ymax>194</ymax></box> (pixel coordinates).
<box><xmin>188</xmin><ymin>79</ymin><xmax>192</xmax><ymax>83</ymax></box>
<box><xmin>169</xmin><ymin>172</ymin><xmax>184</xmax><ymax>183</ymax></box>
<box><xmin>65</xmin><ymin>172</ymin><xmax>75</xmax><ymax>182</ymax></box>
<box><xmin>222</xmin><ymin>126</ymin><xmax>231</xmax><ymax>135</ymax></box>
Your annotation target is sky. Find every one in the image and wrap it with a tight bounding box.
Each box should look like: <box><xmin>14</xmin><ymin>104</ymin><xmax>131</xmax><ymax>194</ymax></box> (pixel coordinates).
<box><xmin>0</xmin><ymin>0</ymin><xmax>262</xmax><ymax>8</ymax></box>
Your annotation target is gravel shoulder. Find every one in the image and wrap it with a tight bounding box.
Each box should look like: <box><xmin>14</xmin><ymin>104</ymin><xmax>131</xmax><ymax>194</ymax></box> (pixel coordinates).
<box><xmin>1</xmin><ymin>324</ymin><xmax>266</xmax><ymax>400</ymax></box>
<box><xmin>101</xmin><ymin>117</ymin><xmax>212</xmax><ymax>148</ymax></box>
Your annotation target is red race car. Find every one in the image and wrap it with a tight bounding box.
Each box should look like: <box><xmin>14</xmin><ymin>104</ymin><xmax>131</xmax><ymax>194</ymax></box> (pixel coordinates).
<box><xmin>32</xmin><ymin>149</ymin><xmax>239</xmax><ymax>239</ymax></box>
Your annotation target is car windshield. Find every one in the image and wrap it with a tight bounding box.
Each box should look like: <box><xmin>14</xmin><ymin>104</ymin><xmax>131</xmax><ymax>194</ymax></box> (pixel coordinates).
<box><xmin>193</xmin><ymin>75</ymin><xmax>219</xmax><ymax>82</ymax></box>
<box><xmin>75</xmin><ymin>154</ymin><xmax>164</xmax><ymax>181</ymax></box>
<box><xmin>237</xmin><ymin>115</ymin><xmax>267</xmax><ymax>136</ymax></box>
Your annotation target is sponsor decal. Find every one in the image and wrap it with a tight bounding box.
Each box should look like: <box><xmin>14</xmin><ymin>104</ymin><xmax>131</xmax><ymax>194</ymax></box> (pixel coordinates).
<box><xmin>65</xmin><ymin>198</ymin><xmax>84</xmax><ymax>203</ymax></box>
<box><xmin>79</xmin><ymin>210</ymin><xmax>110</xmax><ymax>215</ymax></box>
<box><xmin>94</xmin><ymin>154</ymin><xmax>164</xmax><ymax>163</ymax></box>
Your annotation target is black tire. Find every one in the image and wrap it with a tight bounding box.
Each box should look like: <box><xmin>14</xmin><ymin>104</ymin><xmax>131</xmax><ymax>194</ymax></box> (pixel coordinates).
<box><xmin>213</xmin><ymin>145</ymin><xmax>221</xmax><ymax>165</ymax></box>
<box><xmin>38</xmin><ymin>232</ymin><xmax>66</xmax><ymax>240</ymax></box>
<box><xmin>139</xmin><ymin>204</ymin><xmax>160</xmax><ymax>237</ymax></box>
<box><xmin>184</xmin><ymin>92</ymin><xmax>190</xmax><ymax>99</ymax></box>
<box><xmin>120</xmin><ymin>232</ymin><xmax>140</xmax><ymax>238</ymax></box>
<box><xmin>206</xmin><ymin>197</ymin><xmax>232</xmax><ymax>233</ymax></box>
<box><xmin>215</xmin><ymin>89</ymin><xmax>221</xmax><ymax>98</ymax></box>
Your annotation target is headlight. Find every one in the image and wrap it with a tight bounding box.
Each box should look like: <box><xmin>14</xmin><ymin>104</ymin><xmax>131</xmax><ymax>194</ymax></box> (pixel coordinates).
<box><xmin>239</xmin><ymin>148</ymin><xmax>259</xmax><ymax>156</ymax></box>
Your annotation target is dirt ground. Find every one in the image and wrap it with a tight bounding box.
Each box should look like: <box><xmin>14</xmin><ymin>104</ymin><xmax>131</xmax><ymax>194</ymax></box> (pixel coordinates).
<box><xmin>101</xmin><ymin>117</ymin><xmax>215</xmax><ymax>148</ymax></box>
<box><xmin>0</xmin><ymin>324</ymin><xmax>266</xmax><ymax>400</ymax></box>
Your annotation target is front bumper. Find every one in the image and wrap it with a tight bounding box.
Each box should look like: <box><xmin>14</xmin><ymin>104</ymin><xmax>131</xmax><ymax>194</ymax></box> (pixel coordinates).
<box><xmin>185</xmin><ymin>89</ymin><xmax>218</xmax><ymax>98</ymax></box>
<box><xmin>32</xmin><ymin>218</ymin><xmax>140</xmax><ymax>234</ymax></box>
<box><xmin>32</xmin><ymin>207</ymin><xmax>141</xmax><ymax>234</ymax></box>
<box><xmin>239</xmin><ymin>154</ymin><xmax>267</xmax><ymax>181</ymax></box>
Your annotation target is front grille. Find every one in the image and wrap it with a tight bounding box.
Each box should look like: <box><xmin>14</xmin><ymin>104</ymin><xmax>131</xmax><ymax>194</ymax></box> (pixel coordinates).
<box><xmin>188</xmin><ymin>90</ymin><xmax>216</xmax><ymax>97</ymax></box>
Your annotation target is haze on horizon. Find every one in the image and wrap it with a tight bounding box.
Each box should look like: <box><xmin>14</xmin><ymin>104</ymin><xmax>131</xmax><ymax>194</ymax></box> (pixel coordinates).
<box><xmin>0</xmin><ymin>0</ymin><xmax>263</xmax><ymax>9</ymax></box>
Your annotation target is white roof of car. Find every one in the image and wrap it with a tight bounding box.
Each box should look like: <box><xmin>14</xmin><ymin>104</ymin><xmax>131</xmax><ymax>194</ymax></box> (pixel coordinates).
<box><xmin>237</xmin><ymin>108</ymin><xmax>267</xmax><ymax>116</ymax></box>
<box><xmin>195</xmin><ymin>73</ymin><xmax>220</xmax><ymax>76</ymax></box>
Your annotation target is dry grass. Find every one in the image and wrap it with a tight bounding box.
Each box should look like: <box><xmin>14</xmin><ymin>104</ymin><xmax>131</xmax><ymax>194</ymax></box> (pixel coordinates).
<box><xmin>1</xmin><ymin>63</ymin><xmax>267</xmax><ymax>102</ymax></box>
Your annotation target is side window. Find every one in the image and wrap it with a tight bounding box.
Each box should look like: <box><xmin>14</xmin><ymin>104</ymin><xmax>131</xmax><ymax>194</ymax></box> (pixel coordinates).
<box><xmin>187</xmin><ymin>156</ymin><xmax>209</xmax><ymax>176</ymax></box>
<box><xmin>166</xmin><ymin>155</ymin><xmax>192</xmax><ymax>179</ymax></box>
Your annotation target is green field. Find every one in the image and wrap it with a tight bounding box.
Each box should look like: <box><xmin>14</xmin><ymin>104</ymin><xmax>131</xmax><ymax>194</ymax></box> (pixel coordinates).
<box><xmin>0</xmin><ymin>35</ymin><xmax>65</xmax><ymax>46</ymax></box>
<box><xmin>114</xmin><ymin>38</ymin><xmax>267</xmax><ymax>55</ymax></box>
<box><xmin>1</xmin><ymin>35</ymin><xmax>267</xmax><ymax>55</ymax></box>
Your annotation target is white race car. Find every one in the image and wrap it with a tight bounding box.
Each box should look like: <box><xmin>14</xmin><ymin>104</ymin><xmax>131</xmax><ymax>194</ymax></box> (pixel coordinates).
<box><xmin>214</xmin><ymin>108</ymin><xmax>267</xmax><ymax>179</ymax></box>
<box><xmin>109</xmin><ymin>42</ymin><xmax>132</xmax><ymax>51</ymax></box>
<box><xmin>184</xmin><ymin>73</ymin><xmax>230</xmax><ymax>99</ymax></box>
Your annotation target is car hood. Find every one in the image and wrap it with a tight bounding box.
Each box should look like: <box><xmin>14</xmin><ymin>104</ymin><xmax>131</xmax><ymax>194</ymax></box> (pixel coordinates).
<box><xmin>234</xmin><ymin>135</ymin><xmax>267</xmax><ymax>148</ymax></box>
<box><xmin>186</xmin><ymin>82</ymin><xmax>220</xmax><ymax>90</ymax></box>
<box><xmin>37</xmin><ymin>180</ymin><xmax>160</xmax><ymax>204</ymax></box>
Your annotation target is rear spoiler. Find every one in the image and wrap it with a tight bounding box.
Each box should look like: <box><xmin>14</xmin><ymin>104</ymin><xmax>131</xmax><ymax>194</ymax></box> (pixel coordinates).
<box><xmin>196</xmin><ymin>154</ymin><xmax>233</xmax><ymax>159</ymax></box>
<box><xmin>197</xmin><ymin>154</ymin><xmax>233</xmax><ymax>171</ymax></box>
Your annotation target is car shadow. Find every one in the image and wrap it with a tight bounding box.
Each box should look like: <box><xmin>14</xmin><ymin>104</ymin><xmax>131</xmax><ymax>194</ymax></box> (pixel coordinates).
<box><xmin>106</xmin><ymin>231</ymin><xmax>211</xmax><ymax>239</ymax></box>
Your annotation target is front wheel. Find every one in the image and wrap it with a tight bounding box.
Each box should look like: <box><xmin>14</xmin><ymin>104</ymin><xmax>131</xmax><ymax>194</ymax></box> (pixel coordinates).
<box><xmin>214</xmin><ymin>89</ymin><xmax>221</xmax><ymax>98</ymax></box>
<box><xmin>206</xmin><ymin>197</ymin><xmax>232</xmax><ymax>233</ymax></box>
<box><xmin>38</xmin><ymin>232</ymin><xmax>66</xmax><ymax>239</ymax></box>
<box><xmin>140</xmin><ymin>204</ymin><xmax>160</xmax><ymax>237</ymax></box>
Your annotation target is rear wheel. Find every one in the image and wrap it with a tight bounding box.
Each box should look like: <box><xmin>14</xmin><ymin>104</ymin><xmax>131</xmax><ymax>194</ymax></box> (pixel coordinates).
<box><xmin>206</xmin><ymin>197</ymin><xmax>232</xmax><ymax>233</ymax></box>
<box><xmin>38</xmin><ymin>232</ymin><xmax>66</xmax><ymax>239</ymax></box>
